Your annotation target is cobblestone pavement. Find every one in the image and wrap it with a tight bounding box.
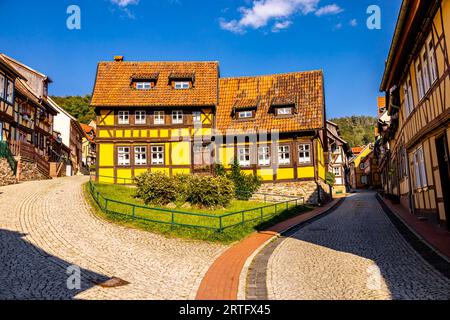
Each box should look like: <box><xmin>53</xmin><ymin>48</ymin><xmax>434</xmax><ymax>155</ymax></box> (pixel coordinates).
<box><xmin>267</xmin><ymin>192</ymin><xmax>450</xmax><ymax>300</ymax></box>
<box><xmin>0</xmin><ymin>176</ymin><xmax>226</xmax><ymax>300</ymax></box>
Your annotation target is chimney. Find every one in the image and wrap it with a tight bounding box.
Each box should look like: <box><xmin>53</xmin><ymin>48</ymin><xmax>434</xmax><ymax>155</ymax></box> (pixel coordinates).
<box><xmin>114</xmin><ymin>56</ymin><xmax>124</xmax><ymax>62</ymax></box>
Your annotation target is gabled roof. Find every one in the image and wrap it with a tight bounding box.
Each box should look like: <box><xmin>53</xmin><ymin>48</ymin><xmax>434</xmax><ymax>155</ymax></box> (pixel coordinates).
<box><xmin>91</xmin><ymin>61</ymin><xmax>219</xmax><ymax>107</ymax></box>
<box><xmin>217</xmin><ymin>70</ymin><xmax>324</xmax><ymax>134</ymax></box>
<box><xmin>80</xmin><ymin>123</ymin><xmax>95</xmax><ymax>142</ymax></box>
<box><xmin>1</xmin><ymin>53</ymin><xmax>52</xmax><ymax>83</ymax></box>
<box><xmin>0</xmin><ymin>54</ymin><xmax>26</xmax><ymax>80</ymax></box>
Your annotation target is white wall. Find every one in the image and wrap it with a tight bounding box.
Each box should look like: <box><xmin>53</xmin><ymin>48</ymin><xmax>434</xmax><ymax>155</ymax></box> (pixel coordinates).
<box><xmin>53</xmin><ymin>112</ymin><xmax>71</xmax><ymax>147</ymax></box>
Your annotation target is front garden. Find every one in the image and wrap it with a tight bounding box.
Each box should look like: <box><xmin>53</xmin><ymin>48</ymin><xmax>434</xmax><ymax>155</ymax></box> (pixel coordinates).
<box><xmin>85</xmin><ymin>163</ymin><xmax>312</xmax><ymax>243</ymax></box>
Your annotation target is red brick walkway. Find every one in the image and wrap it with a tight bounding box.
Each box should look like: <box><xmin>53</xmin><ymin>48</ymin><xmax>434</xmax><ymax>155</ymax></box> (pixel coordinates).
<box><xmin>379</xmin><ymin>196</ymin><xmax>450</xmax><ymax>260</ymax></box>
<box><xmin>195</xmin><ymin>199</ymin><xmax>341</xmax><ymax>300</ymax></box>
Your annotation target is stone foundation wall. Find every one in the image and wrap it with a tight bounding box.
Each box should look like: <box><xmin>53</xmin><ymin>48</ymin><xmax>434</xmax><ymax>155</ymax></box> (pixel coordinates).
<box><xmin>252</xmin><ymin>180</ymin><xmax>331</xmax><ymax>205</ymax></box>
<box><xmin>0</xmin><ymin>158</ymin><xmax>17</xmax><ymax>187</ymax></box>
<box><xmin>19</xmin><ymin>160</ymin><xmax>51</xmax><ymax>182</ymax></box>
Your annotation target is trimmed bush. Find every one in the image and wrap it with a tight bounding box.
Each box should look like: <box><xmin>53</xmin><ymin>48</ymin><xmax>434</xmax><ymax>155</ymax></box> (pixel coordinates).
<box><xmin>187</xmin><ymin>175</ymin><xmax>235</xmax><ymax>208</ymax></box>
<box><xmin>135</xmin><ymin>172</ymin><xmax>177</xmax><ymax>206</ymax></box>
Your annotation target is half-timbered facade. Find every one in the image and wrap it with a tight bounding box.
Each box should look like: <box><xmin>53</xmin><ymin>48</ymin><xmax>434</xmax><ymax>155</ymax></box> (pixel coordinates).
<box><xmin>91</xmin><ymin>58</ymin><xmax>328</xmax><ymax>203</ymax></box>
<box><xmin>378</xmin><ymin>0</ymin><xmax>450</xmax><ymax>230</ymax></box>
<box><xmin>326</xmin><ymin>121</ymin><xmax>351</xmax><ymax>194</ymax></box>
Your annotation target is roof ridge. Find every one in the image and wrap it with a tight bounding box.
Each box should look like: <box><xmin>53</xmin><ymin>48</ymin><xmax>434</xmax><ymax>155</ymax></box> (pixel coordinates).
<box><xmin>219</xmin><ymin>69</ymin><xmax>323</xmax><ymax>81</ymax></box>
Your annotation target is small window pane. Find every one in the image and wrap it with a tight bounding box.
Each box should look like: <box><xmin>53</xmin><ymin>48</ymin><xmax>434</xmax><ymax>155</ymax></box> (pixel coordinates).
<box><xmin>278</xmin><ymin>146</ymin><xmax>290</xmax><ymax>165</ymax></box>
<box><xmin>298</xmin><ymin>144</ymin><xmax>311</xmax><ymax>164</ymax></box>
<box><xmin>151</xmin><ymin>146</ymin><xmax>164</xmax><ymax>165</ymax></box>
<box><xmin>258</xmin><ymin>146</ymin><xmax>270</xmax><ymax>166</ymax></box>
<box><xmin>118</xmin><ymin>147</ymin><xmax>130</xmax><ymax>166</ymax></box>
<box><xmin>135</xmin><ymin>146</ymin><xmax>147</xmax><ymax>165</ymax></box>
<box><xmin>6</xmin><ymin>78</ymin><xmax>13</xmax><ymax>104</ymax></box>
<box><xmin>238</xmin><ymin>147</ymin><xmax>251</xmax><ymax>167</ymax></box>
<box><xmin>135</xmin><ymin>111</ymin><xmax>146</xmax><ymax>125</ymax></box>
<box><xmin>154</xmin><ymin>111</ymin><xmax>165</xmax><ymax>125</ymax></box>
<box><xmin>174</xmin><ymin>81</ymin><xmax>190</xmax><ymax>89</ymax></box>
<box><xmin>277</xmin><ymin>108</ymin><xmax>292</xmax><ymax>115</ymax></box>
<box><xmin>193</xmin><ymin>111</ymin><xmax>202</xmax><ymax>124</ymax></box>
<box><xmin>0</xmin><ymin>74</ymin><xmax>5</xmax><ymax>99</ymax></box>
<box><xmin>136</xmin><ymin>82</ymin><xmax>152</xmax><ymax>90</ymax></box>
<box><xmin>238</xmin><ymin>111</ymin><xmax>253</xmax><ymax>119</ymax></box>
<box><xmin>118</xmin><ymin>111</ymin><xmax>129</xmax><ymax>125</ymax></box>
<box><xmin>172</xmin><ymin>110</ymin><xmax>183</xmax><ymax>124</ymax></box>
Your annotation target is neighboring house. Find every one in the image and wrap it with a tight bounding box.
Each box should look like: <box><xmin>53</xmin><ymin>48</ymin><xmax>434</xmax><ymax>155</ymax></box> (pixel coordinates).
<box><xmin>80</xmin><ymin>123</ymin><xmax>96</xmax><ymax>168</ymax></box>
<box><xmin>49</xmin><ymin>97</ymin><xmax>84</xmax><ymax>176</ymax></box>
<box><xmin>348</xmin><ymin>144</ymin><xmax>373</xmax><ymax>190</ymax></box>
<box><xmin>91</xmin><ymin>57</ymin><xmax>329</xmax><ymax>204</ymax></box>
<box><xmin>360</xmin><ymin>151</ymin><xmax>381</xmax><ymax>189</ymax></box>
<box><xmin>326</xmin><ymin>121</ymin><xmax>351</xmax><ymax>195</ymax></box>
<box><xmin>378</xmin><ymin>0</ymin><xmax>450</xmax><ymax>231</ymax></box>
<box><xmin>0</xmin><ymin>54</ymin><xmax>58</xmax><ymax>183</ymax></box>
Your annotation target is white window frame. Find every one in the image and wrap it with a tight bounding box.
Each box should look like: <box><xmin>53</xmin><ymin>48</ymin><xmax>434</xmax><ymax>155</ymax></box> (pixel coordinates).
<box><xmin>172</xmin><ymin>110</ymin><xmax>183</xmax><ymax>124</ymax></box>
<box><xmin>298</xmin><ymin>143</ymin><xmax>311</xmax><ymax>164</ymax></box>
<box><xmin>258</xmin><ymin>146</ymin><xmax>270</xmax><ymax>166</ymax></box>
<box><xmin>117</xmin><ymin>147</ymin><xmax>131</xmax><ymax>166</ymax></box>
<box><xmin>151</xmin><ymin>146</ymin><xmax>164</xmax><ymax>165</ymax></box>
<box><xmin>192</xmin><ymin>111</ymin><xmax>202</xmax><ymax>124</ymax></box>
<box><xmin>0</xmin><ymin>73</ymin><xmax>5</xmax><ymax>100</ymax></box>
<box><xmin>5</xmin><ymin>78</ymin><xmax>13</xmax><ymax>104</ymax></box>
<box><xmin>278</xmin><ymin>145</ymin><xmax>291</xmax><ymax>166</ymax></box>
<box><xmin>135</xmin><ymin>110</ymin><xmax>146</xmax><ymax>125</ymax></box>
<box><xmin>154</xmin><ymin>111</ymin><xmax>165</xmax><ymax>125</ymax></box>
<box><xmin>333</xmin><ymin>167</ymin><xmax>341</xmax><ymax>176</ymax></box>
<box><xmin>238</xmin><ymin>146</ymin><xmax>251</xmax><ymax>167</ymax></box>
<box><xmin>427</xmin><ymin>35</ymin><xmax>438</xmax><ymax>84</ymax></box>
<box><xmin>134</xmin><ymin>146</ymin><xmax>147</xmax><ymax>166</ymax></box>
<box><xmin>421</xmin><ymin>46</ymin><xmax>431</xmax><ymax>92</ymax></box>
<box><xmin>413</xmin><ymin>146</ymin><xmax>428</xmax><ymax>189</ymax></box>
<box><xmin>118</xmin><ymin>111</ymin><xmax>129</xmax><ymax>125</ymax></box>
<box><xmin>361</xmin><ymin>175</ymin><xmax>368</xmax><ymax>185</ymax></box>
<box><xmin>403</xmin><ymin>74</ymin><xmax>414</xmax><ymax>118</ymax></box>
<box><xmin>135</xmin><ymin>82</ymin><xmax>152</xmax><ymax>90</ymax></box>
<box><xmin>174</xmin><ymin>81</ymin><xmax>190</xmax><ymax>89</ymax></box>
<box><xmin>276</xmin><ymin>107</ymin><xmax>292</xmax><ymax>116</ymax></box>
<box><xmin>415</xmin><ymin>59</ymin><xmax>425</xmax><ymax>100</ymax></box>
<box><xmin>237</xmin><ymin>110</ymin><xmax>253</xmax><ymax>119</ymax></box>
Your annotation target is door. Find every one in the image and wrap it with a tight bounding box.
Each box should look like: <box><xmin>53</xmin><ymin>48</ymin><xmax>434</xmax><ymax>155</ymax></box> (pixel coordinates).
<box><xmin>435</xmin><ymin>135</ymin><xmax>450</xmax><ymax>230</ymax></box>
<box><xmin>193</xmin><ymin>143</ymin><xmax>213</xmax><ymax>174</ymax></box>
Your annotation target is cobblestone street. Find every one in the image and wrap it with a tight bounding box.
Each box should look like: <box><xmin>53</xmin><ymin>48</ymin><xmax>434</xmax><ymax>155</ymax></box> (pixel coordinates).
<box><xmin>0</xmin><ymin>177</ymin><xmax>226</xmax><ymax>300</ymax></box>
<box><xmin>266</xmin><ymin>192</ymin><xmax>450</xmax><ymax>300</ymax></box>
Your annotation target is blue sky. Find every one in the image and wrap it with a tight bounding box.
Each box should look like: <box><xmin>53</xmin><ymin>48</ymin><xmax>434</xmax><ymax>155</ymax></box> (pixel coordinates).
<box><xmin>0</xmin><ymin>0</ymin><xmax>401</xmax><ymax>118</ymax></box>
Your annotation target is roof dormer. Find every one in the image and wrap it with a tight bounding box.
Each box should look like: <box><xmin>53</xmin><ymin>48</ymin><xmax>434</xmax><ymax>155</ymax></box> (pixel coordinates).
<box><xmin>169</xmin><ymin>72</ymin><xmax>195</xmax><ymax>89</ymax></box>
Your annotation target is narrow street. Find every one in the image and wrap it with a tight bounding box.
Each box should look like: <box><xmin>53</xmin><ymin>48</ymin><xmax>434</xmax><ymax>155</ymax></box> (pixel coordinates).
<box><xmin>0</xmin><ymin>177</ymin><xmax>226</xmax><ymax>300</ymax></box>
<box><xmin>265</xmin><ymin>192</ymin><xmax>450</xmax><ymax>300</ymax></box>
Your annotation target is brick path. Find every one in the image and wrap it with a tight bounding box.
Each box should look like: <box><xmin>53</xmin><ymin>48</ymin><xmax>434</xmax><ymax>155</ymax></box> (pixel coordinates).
<box><xmin>196</xmin><ymin>199</ymin><xmax>341</xmax><ymax>300</ymax></box>
<box><xmin>267</xmin><ymin>192</ymin><xmax>450</xmax><ymax>300</ymax></box>
<box><xmin>0</xmin><ymin>176</ymin><xmax>225</xmax><ymax>300</ymax></box>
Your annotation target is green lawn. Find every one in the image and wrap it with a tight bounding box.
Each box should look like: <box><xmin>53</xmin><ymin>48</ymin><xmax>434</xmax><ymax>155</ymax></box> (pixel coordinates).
<box><xmin>84</xmin><ymin>182</ymin><xmax>312</xmax><ymax>243</ymax></box>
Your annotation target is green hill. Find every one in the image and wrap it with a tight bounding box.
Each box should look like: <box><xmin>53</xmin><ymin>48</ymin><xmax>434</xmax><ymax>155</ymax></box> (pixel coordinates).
<box><xmin>50</xmin><ymin>95</ymin><xmax>94</xmax><ymax>124</ymax></box>
<box><xmin>329</xmin><ymin>116</ymin><xmax>377</xmax><ymax>148</ymax></box>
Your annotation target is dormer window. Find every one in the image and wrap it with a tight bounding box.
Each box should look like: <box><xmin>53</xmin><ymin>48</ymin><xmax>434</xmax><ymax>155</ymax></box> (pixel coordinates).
<box><xmin>136</xmin><ymin>82</ymin><xmax>153</xmax><ymax>90</ymax></box>
<box><xmin>174</xmin><ymin>81</ymin><xmax>190</xmax><ymax>90</ymax></box>
<box><xmin>276</xmin><ymin>107</ymin><xmax>293</xmax><ymax>116</ymax></box>
<box><xmin>237</xmin><ymin>110</ymin><xmax>253</xmax><ymax>119</ymax></box>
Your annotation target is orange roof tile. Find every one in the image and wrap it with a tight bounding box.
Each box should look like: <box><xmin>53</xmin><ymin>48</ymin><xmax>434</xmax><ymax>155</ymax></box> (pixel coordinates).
<box><xmin>91</xmin><ymin>61</ymin><xmax>219</xmax><ymax>107</ymax></box>
<box><xmin>216</xmin><ymin>70</ymin><xmax>325</xmax><ymax>134</ymax></box>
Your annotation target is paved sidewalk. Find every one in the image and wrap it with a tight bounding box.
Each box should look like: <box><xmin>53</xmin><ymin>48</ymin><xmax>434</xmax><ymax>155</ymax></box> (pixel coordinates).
<box><xmin>267</xmin><ymin>192</ymin><xmax>450</xmax><ymax>300</ymax></box>
<box><xmin>195</xmin><ymin>199</ymin><xmax>341</xmax><ymax>300</ymax></box>
<box><xmin>0</xmin><ymin>177</ymin><xmax>225</xmax><ymax>300</ymax></box>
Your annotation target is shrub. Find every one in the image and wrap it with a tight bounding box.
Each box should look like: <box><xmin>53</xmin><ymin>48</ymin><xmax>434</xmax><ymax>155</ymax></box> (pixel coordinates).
<box><xmin>326</xmin><ymin>172</ymin><xmax>336</xmax><ymax>186</ymax></box>
<box><xmin>135</xmin><ymin>172</ymin><xmax>177</xmax><ymax>206</ymax></box>
<box><xmin>216</xmin><ymin>159</ymin><xmax>262</xmax><ymax>200</ymax></box>
<box><xmin>187</xmin><ymin>175</ymin><xmax>235</xmax><ymax>208</ymax></box>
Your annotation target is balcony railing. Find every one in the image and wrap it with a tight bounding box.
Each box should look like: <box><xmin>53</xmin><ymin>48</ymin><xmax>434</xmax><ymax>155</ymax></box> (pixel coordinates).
<box><xmin>9</xmin><ymin>140</ymin><xmax>50</xmax><ymax>177</ymax></box>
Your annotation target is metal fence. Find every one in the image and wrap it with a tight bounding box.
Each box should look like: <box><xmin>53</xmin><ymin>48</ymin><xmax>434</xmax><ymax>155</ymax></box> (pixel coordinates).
<box><xmin>88</xmin><ymin>179</ymin><xmax>304</xmax><ymax>233</ymax></box>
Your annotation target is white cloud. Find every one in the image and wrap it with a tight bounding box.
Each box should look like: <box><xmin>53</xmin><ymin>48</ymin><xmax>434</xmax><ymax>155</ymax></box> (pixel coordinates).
<box><xmin>111</xmin><ymin>0</ymin><xmax>139</xmax><ymax>7</ymax></box>
<box><xmin>350</xmin><ymin>18</ymin><xmax>357</xmax><ymax>27</ymax></box>
<box><xmin>315</xmin><ymin>4</ymin><xmax>343</xmax><ymax>16</ymax></box>
<box><xmin>220</xmin><ymin>0</ymin><xmax>344</xmax><ymax>34</ymax></box>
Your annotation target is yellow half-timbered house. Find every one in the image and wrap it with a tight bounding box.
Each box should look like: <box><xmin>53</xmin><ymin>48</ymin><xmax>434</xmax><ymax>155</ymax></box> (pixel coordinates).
<box><xmin>378</xmin><ymin>0</ymin><xmax>450</xmax><ymax>230</ymax></box>
<box><xmin>91</xmin><ymin>57</ymin><xmax>329</xmax><ymax>203</ymax></box>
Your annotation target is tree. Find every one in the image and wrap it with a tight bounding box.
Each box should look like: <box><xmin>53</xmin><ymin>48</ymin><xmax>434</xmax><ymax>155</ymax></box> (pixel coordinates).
<box><xmin>50</xmin><ymin>95</ymin><xmax>95</xmax><ymax>124</ymax></box>
<box><xmin>329</xmin><ymin>116</ymin><xmax>377</xmax><ymax>147</ymax></box>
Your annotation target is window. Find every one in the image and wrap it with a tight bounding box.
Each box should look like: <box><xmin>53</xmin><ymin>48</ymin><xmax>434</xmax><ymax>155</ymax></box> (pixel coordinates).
<box><xmin>258</xmin><ymin>146</ymin><xmax>270</xmax><ymax>166</ymax></box>
<box><xmin>135</xmin><ymin>111</ymin><xmax>146</xmax><ymax>125</ymax></box>
<box><xmin>238</xmin><ymin>147</ymin><xmax>251</xmax><ymax>167</ymax></box>
<box><xmin>278</xmin><ymin>145</ymin><xmax>290</xmax><ymax>165</ymax></box>
<box><xmin>415</xmin><ymin>59</ymin><xmax>425</xmax><ymax>100</ymax></box>
<box><xmin>174</xmin><ymin>81</ymin><xmax>190</xmax><ymax>89</ymax></box>
<box><xmin>298</xmin><ymin>144</ymin><xmax>311</xmax><ymax>164</ymax></box>
<box><xmin>421</xmin><ymin>47</ymin><xmax>431</xmax><ymax>92</ymax></box>
<box><xmin>360</xmin><ymin>162</ymin><xmax>366</xmax><ymax>170</ymax></box>
<box><xmin>276</xmin><ymin>107</ymin><xmax>292</xmax><ymax>116</ymax></box>
<box><xmin>0</xmin><ymin>73</ymin><xmax>5</xmax><ymax>100</ymax></box>
<box><xmin>154</xmin><ymin>111</ymin><xmax>165</xmax><ymax>125</ymax></box>
<box><xmin>237</xmin><ymin>111</ymin><xmax>253</xmax><ymax>119</ymax></box>
<box><xmin>193</xmin><ymin>111</ymin><xmax>202</xmax><ymax>124</ymax></box>
<box><xmin>361</xmin><ymin>175</ymin><xmax>368</xmax><ymax>185</ymax></box>
<box><xmin>6</xmin><ymin>78</ymin><xmax>13</xmax><ymax>104</ymax></box>
<box><xmin>333</xmin><ymin>167</ymin><xmax>341</xmax><ymax>176</ymax></box>
<box><xmin>136</xmin><ymin>82</ymin><xmax>152</xmax><ymax>90</ymax></box>
<box><xmin>118</xmin><ymin>147</ymin><xmax>131</xmax><ymax>166</ymax></box>
<box><xmin>151</xmin><ymin>146</ymin><xmax>164</xmax><ymax>165</ymax></box>
<box><xmin>172</xmin><ymin>110</ymin><xmax>183</xmax><ymax>124</ymax></box>
<box><xmin>403</xmin><ymin>74</ymin><xmax>414</xmax><ymax>118</ymax></box>
<box><xmin>428</xmin><ymin>36</ymin><xmax>438</xmax><ymax>84</ymax></box>
<box><xmin>118</xmin><ymin>111</ymin><xmax>129</xmax><ymax>125</ymax></box>
<box><xmin>134</xmin><ymin>146</ymin><xmax>147</xmax><ymax>165</ymax></box>
<box><xmin>413</xmin><ymin>146</ymin><xmax>427</xmax><ymax>188</ymax></box>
